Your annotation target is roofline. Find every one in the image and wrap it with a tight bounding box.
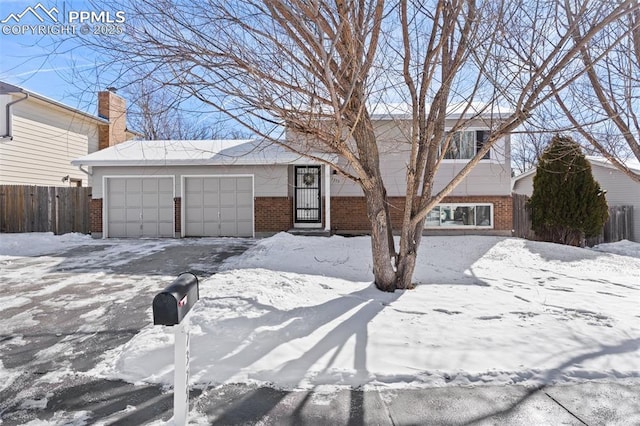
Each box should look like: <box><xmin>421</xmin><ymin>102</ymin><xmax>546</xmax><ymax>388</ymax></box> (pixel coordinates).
<box><xmin>0</xmin><ymin>81</ymin><xmax>109</xmax><ymax>125</ymax></box>
<box><xmin>512</xmin><ymin>168</ymin><xmax>537</xmax><ymax>182</ymax></box>
<box><xmin>369</xmin><ymin>112</ymin><xmax>513</xmax><ymax>121</ymax></box>
<box><xmin>512</xmin><ymin>157</ymin><xmax>640</xmax><ymax>189</ymax></box>
<box><xmin>586</xmin><ymin>156</ymin><xmax>640</xmax><ymax>173</ymax></box>
<box><xmin>71</xmin><ymin>158</ymin><xmax>324</xmax><ymax>167</ymax></box>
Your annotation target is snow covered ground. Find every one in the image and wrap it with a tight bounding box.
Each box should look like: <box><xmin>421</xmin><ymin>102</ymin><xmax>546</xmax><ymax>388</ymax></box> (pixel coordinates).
<box><xmin>1</xmin><ymin>232</ymin><xmax>639</xmax><ymax>395</ymax></box>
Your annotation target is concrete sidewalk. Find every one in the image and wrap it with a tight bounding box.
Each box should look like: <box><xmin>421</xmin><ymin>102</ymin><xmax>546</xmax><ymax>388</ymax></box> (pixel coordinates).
<box><xmin>186</xmin><ymin>382</ymin><xmax>638</xmax><ymax>425</ymax></box>
<box><xmin>5</xmin><ymin>376</ymin><xmax>637</xmax><ymax>425</ymax></box>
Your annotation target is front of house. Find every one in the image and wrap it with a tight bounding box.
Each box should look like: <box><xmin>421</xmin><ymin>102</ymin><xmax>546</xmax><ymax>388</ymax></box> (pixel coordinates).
<box><xmin>72</xmin><ymin>115</ymin><xmax>513</xmax><ymax>238</ymax></box>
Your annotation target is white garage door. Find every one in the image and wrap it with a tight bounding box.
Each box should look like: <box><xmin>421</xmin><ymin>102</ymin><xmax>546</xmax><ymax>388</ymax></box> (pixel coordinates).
<box><xmin>184</xmin><ymin>176</ymin><xmax>253</xmax><ymax>237</ymax></box>
<box><xmin>106</xmin><ymin>177</ymin><xmax>174</xmax><ymax>238</ymax></box>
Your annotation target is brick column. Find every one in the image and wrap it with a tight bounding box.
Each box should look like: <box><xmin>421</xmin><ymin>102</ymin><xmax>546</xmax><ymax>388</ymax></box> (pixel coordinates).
<box><xmin>90</xmin><ymin>198</ymin><xmax>103</xmax><ymax>237</ymax></box>
<box><xmin>174</xmin><ymin>197</ymin><xmax>181</xmax><ymax>235</ymax></box>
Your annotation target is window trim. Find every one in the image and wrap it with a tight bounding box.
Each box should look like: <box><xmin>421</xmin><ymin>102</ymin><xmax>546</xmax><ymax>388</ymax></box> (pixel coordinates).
<box><xmin>440</xmin><ymin>129</ymin><xmax>491</xmax><ymax>161</ymax></box>
<box><xmin>424</xmin><ymin>203</ymin><xmax>494</xmax><ymax>229</ymax></box>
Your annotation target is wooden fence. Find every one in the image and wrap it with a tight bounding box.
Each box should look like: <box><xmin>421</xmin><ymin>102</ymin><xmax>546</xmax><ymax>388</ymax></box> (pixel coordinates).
<box><xmin>586</xmin><ymin>205</ymin><xmax>634</xmax><ymax>246</ymax></box>
<box><xmin>512</xmin><ymin>193</ymin><xmax>634</xmax><ymax>246</ymax></box>
<box><xmin>512</xmin><ymin>193</ymin><xmax>534</xmax><ymax>239</ymax></box>
<box><xmin>0</xmin><ymin>185</ymin><xmax>91</xmax><ymax>235</ymax></box>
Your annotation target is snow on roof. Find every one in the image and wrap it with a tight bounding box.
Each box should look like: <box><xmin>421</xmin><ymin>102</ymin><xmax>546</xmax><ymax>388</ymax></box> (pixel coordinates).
<box><xmin>586</xmin><ymin>156</ymin><xmax>640</xmax><ymax>173</ymax></box>
<box><xmin>71</xmin><ymin>139</ymin><xmax>333</xmax><ymax>167</ymax></box>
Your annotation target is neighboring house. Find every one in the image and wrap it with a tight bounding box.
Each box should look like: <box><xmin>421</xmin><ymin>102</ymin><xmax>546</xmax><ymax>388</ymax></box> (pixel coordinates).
<box><xmin>512</xmin><ymin>156</ymin><xmax>639</xmax><ymax>242</ymax></box>
<box><xmin>72</xmin><ymin>113</ymin><xmax>513</xmax><ymax>238</ymax></box>
<box><xmin>0</xmin><ymin>81</ymin><xmax>136</xmax><ymax>186</ymax></box>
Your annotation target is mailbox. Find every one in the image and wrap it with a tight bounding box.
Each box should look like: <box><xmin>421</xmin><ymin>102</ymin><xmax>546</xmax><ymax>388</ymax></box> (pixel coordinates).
<box><xmin>153</xmin><ymin>272</ymin><xmax>199</xmax><ymax>326</ymax></box>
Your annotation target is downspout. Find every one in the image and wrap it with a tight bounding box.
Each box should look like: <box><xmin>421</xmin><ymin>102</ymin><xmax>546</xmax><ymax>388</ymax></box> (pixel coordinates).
<box><xmin>77</xmin><ymin>165</ymin><xmax>92</xmax><ymax>176</ymax></box>
<box><xmin>1</xmin><ymin>91</ymin><xmax>29</xmax><ymax>140</ymax></box>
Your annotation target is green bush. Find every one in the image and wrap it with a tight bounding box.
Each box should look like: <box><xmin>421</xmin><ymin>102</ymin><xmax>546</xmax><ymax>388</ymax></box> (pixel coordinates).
<box><xmin>529</xmin><ymin>135</ymin><xmax>609</xmax><ymax>246</ymax></box>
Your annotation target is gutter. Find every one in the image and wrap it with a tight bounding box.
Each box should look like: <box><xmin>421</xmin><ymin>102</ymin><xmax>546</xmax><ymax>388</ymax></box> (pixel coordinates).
<box><xmin>1</xmin><ymin>91</ymin><xmax>29</xmax><ymax>140</ymax></box>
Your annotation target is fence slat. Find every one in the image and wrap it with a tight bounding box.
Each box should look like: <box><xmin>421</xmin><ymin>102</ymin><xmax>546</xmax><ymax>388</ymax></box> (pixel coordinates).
<box><xmin>0</xmin><ymin>185</ymin><xmax>91</xmax><ymax>235</ymax></box>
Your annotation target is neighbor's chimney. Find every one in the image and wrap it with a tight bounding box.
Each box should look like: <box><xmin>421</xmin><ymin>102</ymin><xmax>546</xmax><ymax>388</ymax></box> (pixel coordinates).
<box><xmin>98</xmin><ymin>87</ymin><xmax>127</xmax><ymax>150</ymax></box>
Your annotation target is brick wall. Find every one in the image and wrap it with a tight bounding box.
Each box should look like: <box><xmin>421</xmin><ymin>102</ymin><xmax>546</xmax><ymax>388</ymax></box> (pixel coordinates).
<box><xmin>255</xmin><ymin>197</ymin><xmax>293</xmax><ymax>232</ymax></box>
<box><xmin>331</xmin><ymin>195</ymin><xmax>513</xmax><ymax>233</ymax></box>
<box><xmin>174</xmin><ymin>197</ymin><xmax>181</xmax><ymax>234</ymax></box>
<box><xmin>90</xmin><ymin>198</ymin><xmax>103</xmax><ymax>234</ymax></box>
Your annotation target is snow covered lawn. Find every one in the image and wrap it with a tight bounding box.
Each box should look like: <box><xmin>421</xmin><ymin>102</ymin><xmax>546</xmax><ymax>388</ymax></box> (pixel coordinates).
<box><xmin>86</xmin><ymin>233</ymin><xmax>640</xmax><ymax>391</ymax></box>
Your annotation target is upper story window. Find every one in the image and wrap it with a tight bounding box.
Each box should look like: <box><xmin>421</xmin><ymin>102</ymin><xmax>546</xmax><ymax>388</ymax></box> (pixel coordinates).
<box><xmin>441</xmin><ymin>130</ymin><xmax>490</xmax><ymax>160</ymax></box>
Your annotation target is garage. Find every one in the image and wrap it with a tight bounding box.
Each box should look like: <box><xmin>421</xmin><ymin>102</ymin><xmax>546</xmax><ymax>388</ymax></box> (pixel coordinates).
<box><xmin>105</xmin><ymin>177</ymin><xmax>174</xmax><ymax>238</ymax></box>
<box><xmin>183</xmin><ymin>176</ymin><xmax>254</xmax><ymax>237</ymax></box>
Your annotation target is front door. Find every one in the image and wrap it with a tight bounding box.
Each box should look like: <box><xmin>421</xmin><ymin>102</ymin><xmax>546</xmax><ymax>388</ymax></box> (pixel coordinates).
<box><xmin>294</xmin><ymin>166</ymin><xmax>321</xmax><ymax>225</ymax></box>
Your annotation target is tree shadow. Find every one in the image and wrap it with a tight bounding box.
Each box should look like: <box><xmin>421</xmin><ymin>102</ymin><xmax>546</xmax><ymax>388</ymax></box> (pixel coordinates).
<box><xmin>0</xmin><ymin>376</ymin><xmax>186</xmax><ymax>425</ymax></box>
<box><xmin>189</xmin><ymin>285</ymin><xmax>400</xmax><ymax>389</ymax></box>
<box><xmin>523</xmin><ymin>239</ymin><xmax>614</xmax><ymax>263</ymax></box>
<box><xmin>460</xmin><ymin>337</ymin><xmax>640</xmax><ymax>425</ymax></box>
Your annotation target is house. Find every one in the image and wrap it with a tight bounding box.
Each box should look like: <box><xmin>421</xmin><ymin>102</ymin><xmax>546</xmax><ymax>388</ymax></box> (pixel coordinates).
<box><xmin>72</xmin><ymin>113</ymin><xmax>513</xmax><ymax>238</ymax></box>
<box><xmin>0</xmin><ymin>81</ymin><xmax>136</xmax><ymax>186</ymax></box>
<box><xmin>512</xmin><ymin>156</ymin><xmax>639</xmax><ymax>242</ymax></box>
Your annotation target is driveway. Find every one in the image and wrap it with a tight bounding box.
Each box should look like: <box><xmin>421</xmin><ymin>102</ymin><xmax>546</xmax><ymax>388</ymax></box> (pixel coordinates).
<box><xmin>0</xmin><ymin>237</ymin><xmax>255</xmax><ymax>425</ymax></box>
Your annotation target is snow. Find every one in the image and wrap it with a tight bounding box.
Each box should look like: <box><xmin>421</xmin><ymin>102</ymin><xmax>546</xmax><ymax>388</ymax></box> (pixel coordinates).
<box><xmin>0</xmin><ymin>232</ymin><xmax>93</xmax><ymax>256</ymax></box>
<box><xmin>71</xmin><ymin>139</ymin><xmax>335</xmax><ymax>167</ymax></box>
<box><xmin>90</xmin><ymin>233</ymin><xmax>640</xmax><ymax>391</ymax></box>
<box><xmin>1</xmin><ymin>232</ymin><xmax>638</xmax><ymax>396</ymax></box>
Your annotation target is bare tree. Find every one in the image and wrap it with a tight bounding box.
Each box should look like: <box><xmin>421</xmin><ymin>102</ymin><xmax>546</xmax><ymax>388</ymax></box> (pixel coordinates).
<box><xmin>123</xmin><ymin>80</ymin><xmax>249</xmax><ymax>140</ymax></box>
<box><xmin>552</xmin><ymin>1</ymin><xmax>640</xmax><ymax>182</ymax></box>
<box><xmin>75</xmin><ymin>0</ymin><xmax>637</xmax><ymax>290</ymax></box>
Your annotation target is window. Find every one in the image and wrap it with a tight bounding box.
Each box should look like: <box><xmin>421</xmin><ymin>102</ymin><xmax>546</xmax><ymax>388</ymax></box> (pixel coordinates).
<box><xmin>425</xmin><ymin>203</ymin><xmax>493</xmax><ymax>228</ymax></box>
<box><xmin>441</xmin><ymin>130</ymin><xmax>490</xmax><ymax>160</ymax></box>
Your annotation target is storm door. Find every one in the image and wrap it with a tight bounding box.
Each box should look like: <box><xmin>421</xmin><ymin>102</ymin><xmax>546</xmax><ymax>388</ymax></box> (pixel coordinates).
<box><xmin>294</xmin><ymin>166</ymin><xmax>322</xmax><ymax>224</ymax></box>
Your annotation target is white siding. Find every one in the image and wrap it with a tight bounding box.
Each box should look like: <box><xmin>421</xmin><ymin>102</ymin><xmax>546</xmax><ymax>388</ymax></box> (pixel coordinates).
<box><xmin>0</xmin><ymin>96</ymin><xmax>99</xmax><ymax>186</ymax></box>
<box><xmin>512</xmin><ymin>164</ymin><xmax>639</xmax><ymax>242</ymax></box>
<box><xmin>330</xmin><ymin>119</ymin><xmax>511</xmax><ymax>197</ymax></box>
<box><xmin>90</xmin><ymin>165</ymin><xmax>289</xmax><ymax>198</ymax></box>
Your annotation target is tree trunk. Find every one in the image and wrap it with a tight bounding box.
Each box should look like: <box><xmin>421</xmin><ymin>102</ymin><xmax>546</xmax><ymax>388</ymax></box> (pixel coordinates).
<box><xmin>396</xmin><ymin>216</ymin><xmax>426</xmax><ymax>290</ymax></box>
<box><xmin>363</xmin><ymin>182</ymin><xmax>397</xmax><ymax>292</ymax></box>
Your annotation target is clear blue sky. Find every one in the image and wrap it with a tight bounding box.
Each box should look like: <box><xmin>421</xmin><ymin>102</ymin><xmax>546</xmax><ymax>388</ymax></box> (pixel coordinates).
<box><xmin>0</xmin><ymin>1</ymin><xmax>121</xmax><ymax>116</ymax></box>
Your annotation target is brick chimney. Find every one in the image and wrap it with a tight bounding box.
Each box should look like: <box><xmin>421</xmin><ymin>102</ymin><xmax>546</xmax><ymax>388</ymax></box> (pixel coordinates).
<box><xmin>98</xmin><ymin>88</ymin><xmax>127</xmax><ymax>150</ymax></box>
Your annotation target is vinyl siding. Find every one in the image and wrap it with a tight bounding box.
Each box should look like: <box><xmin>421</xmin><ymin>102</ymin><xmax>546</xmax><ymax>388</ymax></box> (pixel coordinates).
<box><xmin>90</xmin><ymin>164</ymin><xmax>289</xmax><ymax>198</ymax></box>
<box><xmin>330</xmin><ymin>120</ymin><xmax>511</xmax><ymax>197</ymax></box>
<box><xmin>0</xmin><ymin>96</ymin><xmax>99</xmax><ymax>186</ymax></box>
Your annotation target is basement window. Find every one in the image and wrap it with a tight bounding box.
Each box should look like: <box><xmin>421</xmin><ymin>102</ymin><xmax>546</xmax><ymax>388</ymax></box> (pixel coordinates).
<box><xmin>425</xmin><ymin>203</ymin><xmax>493</xmax><ymax>228</ymax></box>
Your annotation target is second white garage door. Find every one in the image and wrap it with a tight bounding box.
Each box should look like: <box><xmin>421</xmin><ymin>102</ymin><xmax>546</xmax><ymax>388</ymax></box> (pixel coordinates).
<box><xmin>183</xmin><ymin>176</ymin><xmax>254</xmax><ymax>237</ymax></box>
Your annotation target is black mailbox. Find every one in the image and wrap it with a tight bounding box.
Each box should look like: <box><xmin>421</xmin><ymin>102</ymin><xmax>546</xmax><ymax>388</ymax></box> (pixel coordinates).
<box><xmin>153</xmin><ymin>272</ymin><xmax>199</xmax><ymax>326</ymax></box>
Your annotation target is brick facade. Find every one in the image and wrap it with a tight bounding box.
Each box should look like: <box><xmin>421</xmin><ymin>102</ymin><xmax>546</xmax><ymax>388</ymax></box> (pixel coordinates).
<box><xmin>330</xmin><ymin>195</ymin><xmax>513</xmax><ymax>234</ymax></box>
<box><xmin>90</xmin><ymin>198</ymin><xmax>103</xmax><ymax>235</ymax></box>
<box><xmin>174</xmin><ymin>197</ymin><xmax>181</xmax><ymax>234</ymax></box>
<box><xmin>255</xmin><ymin>197</ymin><xmax>293</xmax><ymax>233</ymax></box>
<box><xmin>92</xmin><ymin>194</ymin><xmax>511</xmax><ymax>237</ymax></box>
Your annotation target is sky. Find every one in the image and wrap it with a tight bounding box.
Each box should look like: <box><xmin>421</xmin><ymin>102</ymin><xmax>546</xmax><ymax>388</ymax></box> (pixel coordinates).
<box><xmin>0</xmin><ymin>0</ymin><xmax>251</xmax><ymax>139</ymax></box>
<box><xmin>0</xmin><ymin>1</ymin><xmax>115</xmax><ymax>115</ymax></box>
